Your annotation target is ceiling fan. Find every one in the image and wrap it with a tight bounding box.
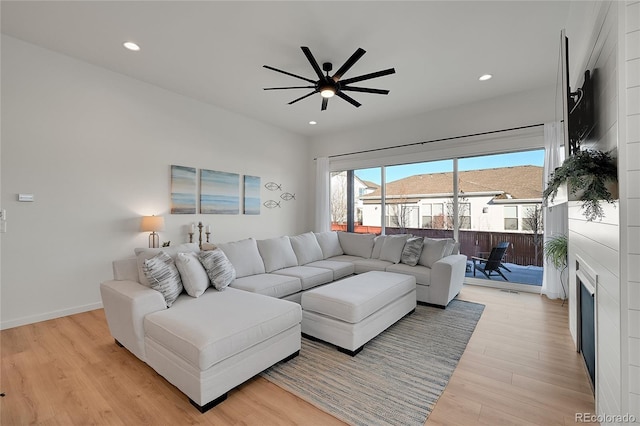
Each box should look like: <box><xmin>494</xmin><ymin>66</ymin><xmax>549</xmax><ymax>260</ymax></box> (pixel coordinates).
<box><xmin>263</xmin><ymin>46</ymin><xmax>396</xmax><ymax>111</ymax></box>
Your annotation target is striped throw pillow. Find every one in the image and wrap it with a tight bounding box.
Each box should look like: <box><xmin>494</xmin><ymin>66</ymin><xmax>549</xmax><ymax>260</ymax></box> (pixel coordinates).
<box><xmin>401</xmin><ymin>237</ymin><xmax>424</xmax><ymax>266</ymax></box>
<box><xmin>199</xmin><ymin>249</ymin><xmax>236</xmax><ymax>291</ymax></box>
<box><xmin>143</xmin><ymin>251</ymin><xmax>183</xmax><ymax>307</ymax></box>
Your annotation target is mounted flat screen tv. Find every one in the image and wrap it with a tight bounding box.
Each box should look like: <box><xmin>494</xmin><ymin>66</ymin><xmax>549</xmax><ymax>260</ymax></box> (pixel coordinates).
<box><xmin>561</xmin><ymin>30</ymin><xmax>595</xmax><ymax>157</ymax></box>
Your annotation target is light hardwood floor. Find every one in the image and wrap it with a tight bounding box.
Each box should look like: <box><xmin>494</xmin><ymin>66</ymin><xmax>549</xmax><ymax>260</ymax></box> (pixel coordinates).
<box><xmin>1</xmin><ymin>285</ymin><xmax>595</xmax><ymax>425</ymax></box>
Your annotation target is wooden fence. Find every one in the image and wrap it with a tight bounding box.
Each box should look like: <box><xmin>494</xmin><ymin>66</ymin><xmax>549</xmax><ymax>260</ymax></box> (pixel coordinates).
<box><xmin>331</xmin><ymin>224</ymin><xmax>544</xmax><ymax>267</ymax></box>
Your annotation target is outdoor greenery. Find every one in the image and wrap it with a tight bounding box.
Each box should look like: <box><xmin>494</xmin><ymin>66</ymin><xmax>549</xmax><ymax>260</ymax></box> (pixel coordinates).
<box><xmin>543</xmin><ymin>149</ymin><xmax>618</xmax><ymax>221</ymax></box>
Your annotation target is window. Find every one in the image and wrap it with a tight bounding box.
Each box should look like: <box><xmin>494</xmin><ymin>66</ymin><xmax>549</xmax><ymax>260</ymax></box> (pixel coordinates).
<box><xmin>504</xmin><ymin>206</ymin><xmax>518</xmax><ymax>230</ymax></box>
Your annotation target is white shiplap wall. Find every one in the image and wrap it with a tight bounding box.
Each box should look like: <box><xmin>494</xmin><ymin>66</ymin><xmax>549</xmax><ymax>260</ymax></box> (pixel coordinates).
<box><xmin>623</xmin><ymin>1</ymin><xmax>640</xmax><ymax>422</ymax></box>
<box><xmin>567</xmin><ymin>0</ymin><xmax>622</xmax><ymax>419</ymax></box>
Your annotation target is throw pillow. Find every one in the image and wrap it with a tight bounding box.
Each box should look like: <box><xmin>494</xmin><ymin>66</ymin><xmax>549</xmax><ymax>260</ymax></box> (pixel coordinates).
<box><xmin>257</xmin><ymin>236</ymin><xmax>298</xmax><ymax>272</ymax></box>
<box><xmin>314</xmin><ymin>231</ymin><xmax>344</xmax><ymax>259</ymax></box>
<box><xmin>142</xmin><ymin>251</ymin><xmax>183</xmax><ymax>307</ymax></box>
<box><xmin>379</xmin><ymin>234</ymin><xmax>409</xmax><ymax>263</ymax></box>
<box><xmin>418</xmin><ymin>238</ymin><xmax>449</xmax><ymax>268</ymax></box>
<box><xmin>289</xmin><ymin>232</ymin><xmax>324</xmax><ymax>265</ymax></box>
<box><xmin>175</xmin><ymin>252</ymin><xmax>210</xmax><ymax>297</ymax></box>
<box><xmin>401</xmin><ymin>237</ymin><xmax>424</xmax><ymax>266</ymax></box>
<box><xmin>198</xmin><ymin>249</ymin><xmax>236</xmax><ymax>291</ymax></box>
<box><xmin>217</xmin><ymin>238</ymin><xmax>265</xmax><ymax>278</ymax></box>
<box><xmin>135</xmin><ymin>243</ymin><xmax>199</xmax><ymax>286</ymax></box>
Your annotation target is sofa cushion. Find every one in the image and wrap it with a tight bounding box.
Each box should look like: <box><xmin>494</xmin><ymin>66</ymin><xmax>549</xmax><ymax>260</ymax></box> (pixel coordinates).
<box><xmin>199</xmin><ymin>249</ymin><xmax>236</xmax><ymax>291</ymax></box>
<box><xmin>257</xmin><ymin>236</ymin><xmax>298</xmax><ymax>273</ymax></box>
<box><xmin>379</xmin><ymin>234</ymin><xmax>409</xmax><ymax>263</ymax></box>
<box><xmin>314</xmin><ymin>231</ymin><xmax>344</xmax><ymax>259</ymax></box>
<box><xmin>175</xmin><ymin>252</ymin><xmax>210</xmax><ymax>297</ymax></box>
<box><xmin>337</xmin><ymin>232</ymin><xmax>375</xmax><ymax>258</ymax></box>
<box><xmin>400</xmin><ymin>237</ymin><xmax>424</xmax><ymax>267</ymax></box>
<box><xmin>352</xmin><ymin>258</ymin><xmax>393</xmax><ymax>274</ymax></box>
<box><xmin>142</xmin><ymin>251</ymin><xmax>183</xmax><ymax>307</ymax></box>
<box><xmin>135</xmin><ymin>243</ymin><xmax>200</xmax><ymax>286</ymax></box>
<box><xmin>418</xmin><ymin>238</ymin><xmax>449</xmax><ymax>268</ymax></box>
<box><xmin>326</xmin><ymin>254</ymin><xmax>368</xmax><ymax>263</ymax></box>
<box><xmin>305</xmin><ymin>260</ymin><xmax>355</xmax><ymax>281</ymax></box>
<box><xmin>386</xmin><ymin>263</ymin><xmax>432</xmax><ymax>286</ymax></box>
<box><xmin>217</xmin><ymin>238</ymin><xmax>265</xmax><ymax>278</ymax></box>
<box><xmin>143</xmin><ymin>287</ymin><xmax>301</xmax><ymax>371</ymax></box>
<box><xmin>271</xmin><ymin>266</ymin><xmax>334</xmax><ymax>290</ymax></box>
<box><xmin>371</xmin><ymin>235</ymin><xmax>386</xmax><ymax>259</ymax></box>
<box><xmin>230</xmin><ymin>273</ymin><xmax>302</xmax><ymax>299</ymax></box>
<box><xmin>289</xmin><ymin>232</ymin><xmax>324</xmax><ymax>265</ymax></box>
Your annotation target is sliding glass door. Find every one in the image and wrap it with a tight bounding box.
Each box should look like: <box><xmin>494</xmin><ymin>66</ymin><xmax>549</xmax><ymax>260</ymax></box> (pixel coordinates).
<box><xmin>329</xmin><ymin>148</ymin><xmax>545</xmax><ymax>290</ymax></box>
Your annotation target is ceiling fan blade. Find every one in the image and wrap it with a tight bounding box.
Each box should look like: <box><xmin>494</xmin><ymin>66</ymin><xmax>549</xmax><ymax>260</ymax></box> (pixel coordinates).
<box><xmin>288</xmin><ymin>90</ymin><xmax>318</xmax><ymax>105</ymax></box>
<box><xmin>263</xmin><ymin>86</ymin><xmax>316</xmax><ymax>90</ymax></box>
<box><xmin>341</xmin><ymin>86</ymin><xmax>390</xmax><ymax>95</ymax></box>
<box><xmin>321</xmin><ymin>97</ymin><xmax>329</xmax><ymax>111</ymax></box>
<box><xmin>336</xmin><ymin>91</ymin><xmax>362</xmax><ymax>108</ymax></box>
<box><xmin>301</xmin><ymin>46</ymin><xmax>325</xmax><ymax>80</ymax></box>
<box><xmin>340</xmin><ymin>68</ymin><xmax>396</xmax><ymax>85</ymax></box>
<box><xmin>263</xmin><ymin>65</ymin><xmax>316</xmax><ymax>84</ymax></box>
<box><xmin>332</xmin><ymin>48</ymin><xmax>366</xmax><ymax>82</ymax></box>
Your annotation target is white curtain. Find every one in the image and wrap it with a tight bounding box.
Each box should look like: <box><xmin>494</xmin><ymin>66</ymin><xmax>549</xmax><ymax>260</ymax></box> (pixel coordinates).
<box><xmin>541</xmin><ymin>122</ymin><xmax>568</xmax><ymax>299</ymax></box>
<box><xmin>315</xmin><ymin>157</ymin><xmax>331</xmax><ymax>232</ymax></box>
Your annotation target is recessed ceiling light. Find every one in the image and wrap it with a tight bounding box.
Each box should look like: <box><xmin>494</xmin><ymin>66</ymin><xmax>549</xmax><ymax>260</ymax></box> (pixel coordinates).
<box><xmin>123</xmin><ymin>41</ymin><xmax>140</xmax><ymax>51</ymax></box>
<box><xmin>479</xmin><ymin>74</ymin><xmax>493</xmax><ymax>81</ymax></box>
<box><xmin>309</xmin><ymin>121</ymin><xmax>317</xmax><ymax>125</ymax></box>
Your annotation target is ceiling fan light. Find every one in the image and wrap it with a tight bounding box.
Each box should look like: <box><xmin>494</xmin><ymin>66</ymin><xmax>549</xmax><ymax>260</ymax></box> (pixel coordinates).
<box><xmin>320</xmin><ymin>88</ymin><xmax>335</xmax><ymax>98</ymax></box>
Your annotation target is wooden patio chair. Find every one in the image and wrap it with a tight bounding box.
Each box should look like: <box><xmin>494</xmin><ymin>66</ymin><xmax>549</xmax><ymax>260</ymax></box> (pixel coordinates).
<box><xmin>471</xmin><ymin>241</ymin><xmax>511</xmax><ymax>281</ymax></box>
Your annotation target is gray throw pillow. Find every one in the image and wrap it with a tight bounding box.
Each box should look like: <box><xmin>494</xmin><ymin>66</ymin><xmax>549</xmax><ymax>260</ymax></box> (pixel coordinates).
<box><xmin>401</xmin><ymin>237</ymin><xmax>424</xmax><ymax>266</ymax></box>
<box><xmin>143</xmin><ymin>251</ymin><xmax>183</xmax><ymax>307</ymax></box>
<box><xmin>199</xmin><ymin>249</ymin><xmax>236</xmax><ymax>291</ymax></box>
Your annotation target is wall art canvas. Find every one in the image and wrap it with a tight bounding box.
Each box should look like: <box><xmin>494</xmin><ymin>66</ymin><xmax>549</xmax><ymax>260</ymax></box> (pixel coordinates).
<box><xmin>170</xmin><ymin>165</ymin><xmax>196</xmax><ymax>214</ymax></box>
<box><xmin>244</xmin><ymin>175</ymin><xmax>261</xmax><ymax>215</ymax></box>
<box><xmin>200</xmin><ymin>169</ymin><xmax>239</xmax><ymax>214</ymax></box>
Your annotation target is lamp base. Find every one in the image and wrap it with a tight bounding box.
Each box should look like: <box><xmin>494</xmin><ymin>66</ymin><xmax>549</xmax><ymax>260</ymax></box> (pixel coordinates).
<box><xmin>149</xmin><ymin>232</ymin><xmax>160</xmax><ymax>248</ymax></box>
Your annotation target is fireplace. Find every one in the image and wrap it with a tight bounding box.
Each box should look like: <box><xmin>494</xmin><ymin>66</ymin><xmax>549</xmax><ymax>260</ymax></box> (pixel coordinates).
<box><xmin>576</xmin><ymin>255</ymin><xmax>597</xmax><ymax>392</ymax></box>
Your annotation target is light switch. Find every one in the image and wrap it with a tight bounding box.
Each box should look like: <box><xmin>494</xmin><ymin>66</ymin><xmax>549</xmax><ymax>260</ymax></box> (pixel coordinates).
<box><xmin>18</xmin><ymin>194</ymin><xmax>34</xmax><ymax>202</ymax></box>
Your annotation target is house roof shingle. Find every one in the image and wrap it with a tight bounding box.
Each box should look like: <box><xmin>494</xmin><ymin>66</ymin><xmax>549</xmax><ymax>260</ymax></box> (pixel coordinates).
<box><xmin>362</xmin><ymin>165</ymin><xmax>543</xmax><ymax>200</ymax></box>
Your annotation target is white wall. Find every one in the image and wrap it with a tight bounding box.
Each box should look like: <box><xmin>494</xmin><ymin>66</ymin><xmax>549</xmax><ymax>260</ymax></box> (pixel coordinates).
<box><xmin>566</xmin><ymin>1</ymin><xmax>640</xmax><ymax>422</ymax></box>
<box><xmin>0</xmin><ymin>36</ymin><xmax>312</xmax><ymax>329</ymax></box>
<box><xmin>622</xmin><ymin>0</ymin><xmax>640</xmax><ymax>421</ymax></box>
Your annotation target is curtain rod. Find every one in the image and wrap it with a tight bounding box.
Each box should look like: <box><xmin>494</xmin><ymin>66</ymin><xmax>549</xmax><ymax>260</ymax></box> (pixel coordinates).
<box><xmin>320</xmin><ymin>123</ymin><xmax>544</xmax><ymax>160</ymax></box>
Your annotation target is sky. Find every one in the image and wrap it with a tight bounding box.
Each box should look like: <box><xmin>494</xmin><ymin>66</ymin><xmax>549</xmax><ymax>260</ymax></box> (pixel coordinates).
<box><xmin>354</xmin><ymin>149</ymin><xmax>545</xmax><ymax>185</ymax></box>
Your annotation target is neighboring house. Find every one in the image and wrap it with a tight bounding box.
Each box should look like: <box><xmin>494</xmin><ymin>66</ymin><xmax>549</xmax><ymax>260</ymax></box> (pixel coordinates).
<box><xmin>330</xmin><ymin>171</ymin><xmax>379</xmax><ymax>224</ymax></box>
<box><xmin>358</xmin><ymin>165</ymin><xmax>543</xmax><ymax>233</ymax></box>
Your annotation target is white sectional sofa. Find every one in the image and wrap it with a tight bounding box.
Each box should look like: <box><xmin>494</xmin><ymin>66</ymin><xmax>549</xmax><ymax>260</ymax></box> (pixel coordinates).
<box><xmin>100</xmin><ymin>231</ymin><xmax>466</xmax><ymax>412</ymax></box>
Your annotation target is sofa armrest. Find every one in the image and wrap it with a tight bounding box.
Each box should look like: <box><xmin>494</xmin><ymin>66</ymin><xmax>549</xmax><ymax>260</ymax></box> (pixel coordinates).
<box><xmin>430</xmin><ymin>254</ymin><xmax>467</xmax><ymax>307</ymax></box>
<box><xmin>100</xmin><ymin>280</ymin><xmax>166</xmax><ymax>362</ymax></box>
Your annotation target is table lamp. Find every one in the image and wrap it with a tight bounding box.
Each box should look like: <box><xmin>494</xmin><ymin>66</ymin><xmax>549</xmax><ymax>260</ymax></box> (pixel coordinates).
<box><xmin>141</xmin><ymin>215</ymin><xmax>165</xmax><ymax>248</ymax></box>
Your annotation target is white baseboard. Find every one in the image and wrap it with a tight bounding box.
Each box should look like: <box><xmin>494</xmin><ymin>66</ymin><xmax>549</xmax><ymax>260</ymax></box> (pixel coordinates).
<box><xmin>0</xmin><ymin>301</ymin><xmax>104</xmax><ymax>330</ymax></box>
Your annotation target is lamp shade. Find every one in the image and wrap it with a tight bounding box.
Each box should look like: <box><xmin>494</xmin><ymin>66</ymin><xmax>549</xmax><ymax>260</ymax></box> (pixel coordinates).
<box><xmin>140</xmin><ymin>215</ymin><xmax>165</xmax><ymax>232</ymax></box>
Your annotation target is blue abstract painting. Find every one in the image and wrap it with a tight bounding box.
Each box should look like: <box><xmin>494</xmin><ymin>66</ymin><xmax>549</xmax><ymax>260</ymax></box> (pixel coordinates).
<box><xmin>244</xmin><ymin>175</ymin><xmax>261</xmax><ymax>215</ymax></box>
<box><xmin>171</xmin><ymin>165</ymin><xmax>196</xmax><ymax>214</ymax></box>
<box><xmin>200</xmin><ymin>169</ymin><xmax>239</xmax><ymax>214</ymax></box>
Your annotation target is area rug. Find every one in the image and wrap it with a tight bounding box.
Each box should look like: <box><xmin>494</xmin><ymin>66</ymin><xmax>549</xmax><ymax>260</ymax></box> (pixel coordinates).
<box><xmin>261</xmin><ymin>299</ymin><xmax>485</xmax><ymax>426</ymax></box>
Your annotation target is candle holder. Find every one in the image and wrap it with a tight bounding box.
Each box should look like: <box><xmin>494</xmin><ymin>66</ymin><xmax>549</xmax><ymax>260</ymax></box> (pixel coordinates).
<box><xmin>205</xmin><ymin>232</ymin><xmax>210</xmax><ymax>243</ymax></box>
<box><xmin>197</xmin><ymin>222</ymin><xmax>203</xmax><ymax>248</ymax></box>
<box><xmin>188</xmin><ymin>232</ymin><xmax>194</xmax><ymax>243</ymax></box>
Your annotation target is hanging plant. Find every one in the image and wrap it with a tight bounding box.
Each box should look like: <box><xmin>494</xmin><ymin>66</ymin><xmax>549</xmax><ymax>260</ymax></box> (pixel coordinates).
<box><xmin>543</xmin><ymin>149</ymin><xmax>618</xmax><ymax>221</ymax></box>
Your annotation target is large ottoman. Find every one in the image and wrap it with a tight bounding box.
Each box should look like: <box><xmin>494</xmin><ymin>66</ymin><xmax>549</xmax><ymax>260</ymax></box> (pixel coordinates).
<box><xmin>300</xmin><ymin>271</ymin><xmax>416</xmax><ymax>355</ymax></box>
